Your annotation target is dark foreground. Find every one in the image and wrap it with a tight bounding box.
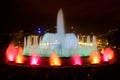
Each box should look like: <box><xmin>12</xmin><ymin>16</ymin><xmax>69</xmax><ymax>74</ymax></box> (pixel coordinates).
<box><xmin>0</xmin><ymin>61</ymin><xmax>120</xmax><ymax>80</ymax></box>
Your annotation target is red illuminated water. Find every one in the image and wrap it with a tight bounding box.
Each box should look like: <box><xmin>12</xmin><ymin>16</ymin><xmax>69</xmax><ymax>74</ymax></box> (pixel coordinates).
<box><xmin>6</xmin><ymin>43</ymin><xmax>18</xmax><ymax>62</ymax></box>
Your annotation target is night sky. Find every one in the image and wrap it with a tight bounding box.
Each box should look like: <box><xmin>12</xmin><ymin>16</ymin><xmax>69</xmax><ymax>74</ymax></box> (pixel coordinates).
<box><xmin>1</xmin><ymin>0</ymin><xmax>120</xmax><ymax>34</ymax></box>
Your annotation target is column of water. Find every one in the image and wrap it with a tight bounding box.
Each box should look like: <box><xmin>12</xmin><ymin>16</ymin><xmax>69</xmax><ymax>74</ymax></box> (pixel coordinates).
<box><xmin>87</xmin><ymin>35</ymin><xmax>90</xmax><ymax>46</ymax></box>
<box><xmin>92</xmin><ymin>36</ymin><xmax>97</xmax><ymax>45</ymax></box>
<box><xmin>24</xmin><ymin>36</ymin><xmax>26</xmax><ymax>47</ymax></box>
<box><xmin>27</xmin><ymin>36</ymin><xmax>31</xmax><ymax>47</ymax></box>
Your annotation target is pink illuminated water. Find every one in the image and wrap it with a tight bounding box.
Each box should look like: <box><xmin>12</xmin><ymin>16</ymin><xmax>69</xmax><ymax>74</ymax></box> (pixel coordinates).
<box><xmin>71</xmin><ymin>54</ymin><xmax>82</xmax><ymax>65</ymax></box>
<box><xmin>30</xmin><ymin>52</ymin><xmax>41</xmax><ymax>65</ymax></box>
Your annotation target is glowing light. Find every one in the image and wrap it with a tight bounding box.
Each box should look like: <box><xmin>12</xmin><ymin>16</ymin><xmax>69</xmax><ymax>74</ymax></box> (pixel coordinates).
<box><xmin>78</xmin><ymin>42</ymin><xmax>93</xmax><ymax>46</ymax></box>
<box><xmin>71</xmin><ymin>54</ymin><xmax>82</xmax><ymax>65</ymax></box>
<box><xmin>30</xmin><ymin>53</ymin><xmax>41</xmax><ymax>65</ymax></box>
<box><xmin>50</xmin><ymin>52</ymin><xmax>61</xmax><ymax>66</ymax></box>
<box><xmin>103</xmin><ymin>47</ymin><xmax>115</xmax><ymax>63</ymax></box>
<box><xmin>89</xmin><ymin>51</ymin><xmax>101</xmax><ymax>64</ymax></box>
<box><xmin>101</xmin><ymin>48</ymin><xmax>105</xmax><ymax>54</ymax></box>
<box><xmin>15</xmin><ymin>46</ymin><xmax>26</xmax><ymax>64</ymax></box>
<box><xmin>37</xmin><ymin>27</ymin><xmax>41</xmax><ymax>34</ymax></box>
<box><xmin>6</xmin><ymin>43</ymin><xmax>18</xmax><ymax>62</ymax></box>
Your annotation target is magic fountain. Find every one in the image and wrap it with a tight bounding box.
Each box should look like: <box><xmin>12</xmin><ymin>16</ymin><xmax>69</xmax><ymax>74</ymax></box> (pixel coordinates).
<box><xmin>5</xmin><ymin>8</ymin><xmax>116</xmax><ymax>66</ymax></box>
<box><xmin>23</xmin><ymin>8</ymin><xmax>97</xmax><ymax>57</ymax></box>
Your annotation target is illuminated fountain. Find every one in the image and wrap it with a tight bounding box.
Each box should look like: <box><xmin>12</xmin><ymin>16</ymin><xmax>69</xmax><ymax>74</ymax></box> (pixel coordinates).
<box><xmin>49</xmin><ymin>52</ymin><xmax>61</xmax><ymax>66</ymax></box>
<box><xmin>89</xmin><ymin>50</ymin><xmax>101</xmax><ymax>64</ymax></box>
<box><xmin>15</xmin><ymin>46</ymin><xmax>26</xmax><ymax>64</ymax></box>
<box><xmin>6</xmin><ymin>43</ymin><xmax>18</xmax><ymax>62</ymax></box>
<box><xmin>23</xmin><ymin>8</ymin><xmax>97</xmax><ymax>57</ymax></box>
<box><xmin>102</xmin><ymin>47</ymin><xmax>115</xmax><ymax>63</ymax></box>
<box><xmin>29</xmin><ymin>52</ymin><xmax>41</xmax><ymax>65</ymax></box>
<box><xmin>71</xmin><ymin>54</ymin><xmax>82</xmax><ymax>65</ymax></box>
<box><xmin>5</xmin><ymin>8</ymin><xmax>117</xmax><ymax>67</ymax></box>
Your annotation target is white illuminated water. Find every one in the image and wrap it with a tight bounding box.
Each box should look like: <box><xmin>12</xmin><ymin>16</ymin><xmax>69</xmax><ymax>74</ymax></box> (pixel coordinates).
<box><xmin>23</xmin><ymin>8</ymin><xmax>97</xmax><ymax>57</ymax></box>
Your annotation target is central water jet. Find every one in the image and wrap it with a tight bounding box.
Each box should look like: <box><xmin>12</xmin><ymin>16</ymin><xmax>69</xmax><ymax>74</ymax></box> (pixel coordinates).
<box><xmin>57</xmin><ymin>8</ymin><xmax>65</xmax><ymax>34</ymax></box>
<box><xmin>23</xmin><ymin>8</ymin><xmax>97</xmax><ymax>57</ymax></box>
